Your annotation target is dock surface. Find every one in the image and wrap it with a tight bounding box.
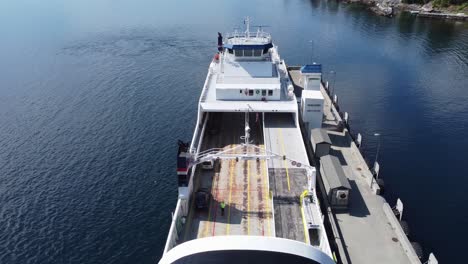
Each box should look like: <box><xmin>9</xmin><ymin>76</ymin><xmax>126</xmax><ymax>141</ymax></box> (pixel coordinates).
<box><xmin>289</xmin><ymin>68</ymin><xmax>421</xmax><ymax>264</ymax></box>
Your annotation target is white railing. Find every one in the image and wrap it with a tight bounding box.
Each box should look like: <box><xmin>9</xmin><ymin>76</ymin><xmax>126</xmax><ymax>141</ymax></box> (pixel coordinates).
<box><xmin>163</xmin><ymin>199</ymin><xmax>183</xmax><ymax>253</ymax></box>
<box><xmin>226</xmin><ymin>31</ymin><xmax>271</xmax><ymax>40</ymax></box>
<box><xmin>301</xmin><ymin>190</ymin><xmax>333</xmax><ymax>258</ymax></box>
<box><xmin>318</xmin><ymin>200</ymin><xmax>333</xmax><ymax>258</ymax></box>
<box><xmin>225</xmin><ymin>32</ymin><xmax>271</xmax><ymax>45</ymax></box>
<box><xmin>163</xmin><ymin>111</ymin><xmax>210</xmax><ymax>255</ymax></box>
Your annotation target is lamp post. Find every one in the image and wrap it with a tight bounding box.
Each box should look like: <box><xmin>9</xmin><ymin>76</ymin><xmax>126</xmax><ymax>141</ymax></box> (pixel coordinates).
<box><xmin>309</xmin><ymin>40</ymin><xmax>314</xmax><ymax>63</ymax></box>
<box><xmin>373</xmin><ymin>133</ymin><xmax>381</xmax><ymax>167</ymax></box>
<box><xmin>370</xmin><ymin>133</ymin><xmax>381</xmax><ymax>191</ymax></box>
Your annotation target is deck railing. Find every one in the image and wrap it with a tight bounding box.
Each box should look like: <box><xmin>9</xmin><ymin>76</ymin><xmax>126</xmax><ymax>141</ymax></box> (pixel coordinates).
<box><xmin>225</xmin><ymin>31</ymin><xmax>271</xmax><ymax>44</ymax></box>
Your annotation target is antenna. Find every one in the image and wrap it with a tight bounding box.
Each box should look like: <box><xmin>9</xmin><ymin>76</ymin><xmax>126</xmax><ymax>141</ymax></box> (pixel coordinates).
<box><xmin>241</xmin><ymin>104</ymin><xmax>254</xmax><ymax>144</ymax></box>
<box><xmin>252</xmin><ymin>25</ymin><xmax>270</xmax><ymax>37</ymax></box>
<box><xmin>252</xmin><ymin>25</ymin><xmax>270</xmax><ymax>29</ymax></box>
<box><xmin>308</xmin><ymin>40</ymin><xmax>314</xmax><ymax>63</ymax></box>
<box><xmin>244</xmin><ymin>17</ymin><xmax>250</xmax><ymax>38</ymax></box>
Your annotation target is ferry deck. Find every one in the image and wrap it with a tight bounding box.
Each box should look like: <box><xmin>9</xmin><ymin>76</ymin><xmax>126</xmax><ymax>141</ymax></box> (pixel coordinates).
<box><xmin>181</xmin><ymin>112</ymin><xmax>318</xmax><ymax>245</ymax></box>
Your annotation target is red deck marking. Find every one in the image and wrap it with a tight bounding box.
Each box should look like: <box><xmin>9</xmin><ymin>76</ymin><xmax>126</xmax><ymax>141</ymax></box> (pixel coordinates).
<box><xmin>211</xmin><ymin>164</ymin><xmax>222</xmax><ymax>237</ymax></box>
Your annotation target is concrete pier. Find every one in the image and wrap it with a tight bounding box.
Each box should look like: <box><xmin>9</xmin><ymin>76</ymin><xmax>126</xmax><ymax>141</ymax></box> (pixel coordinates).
<box><xmin>288</xmin><ymin>67</ymin><xmax>423</xmax><ymax>264</ymax></box>
<box><xmin>412</xmin><ymin>11</ymin><xmax>468</xmax><ymax>21</ymax></box>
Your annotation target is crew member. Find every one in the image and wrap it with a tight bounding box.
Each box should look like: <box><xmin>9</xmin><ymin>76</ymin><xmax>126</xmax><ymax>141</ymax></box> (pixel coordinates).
<box><xmin>217</xmin><ymin>32</ymin><xmax>223</xmax><ymax>52</ymax></box>
<box><xmin>220</xmin><ymin>200</ymin><xmax>226</xmax><ymax>216</ymax></box>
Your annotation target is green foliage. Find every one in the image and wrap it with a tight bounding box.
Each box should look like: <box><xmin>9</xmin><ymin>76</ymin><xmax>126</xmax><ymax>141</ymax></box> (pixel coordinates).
<box><xmin>456</xmin><ymin>2</ymin><xmax>468</xmax><ymax>10</ymax></box>
<box><xmin>433</xmin><ymin>0</ymin><xmax>450</xmax><ymax>7</ymax></box>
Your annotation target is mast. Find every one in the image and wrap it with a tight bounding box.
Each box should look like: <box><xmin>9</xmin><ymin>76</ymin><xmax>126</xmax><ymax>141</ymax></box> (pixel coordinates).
<box><xmin>244</xmin><ymin>17</ymin><xmax>250</xmax><ymax>38</ymax></box>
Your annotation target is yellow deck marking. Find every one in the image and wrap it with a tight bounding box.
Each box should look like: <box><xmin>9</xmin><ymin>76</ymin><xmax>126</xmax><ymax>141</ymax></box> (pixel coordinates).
<box><xmin>247</xmin><ymin>159</ymin><xmax>250</xmax><ymax>235</ymax></box>
<box><xmin>300</xmin><ymin>205</ymin><xmax>309</xmax><ymax>243</ymax></box>
<box><xmin>262</xmin><ymin>146</ymin><xmax>271</xmax><ymax>237</ymax></box>
<box><xmin>202</xmin><ymin>201</ymin><xmax>212</xmax><ymax>238</ymax></box>
<box><xmin>300</xmin><ymin>190</ymin><xmax>310</xmax><ymax>244</ymax></box>
<box><xmin>278</xmin><ymin>128</ymin><xmax>291</xmax><ymax>191</ymax></box>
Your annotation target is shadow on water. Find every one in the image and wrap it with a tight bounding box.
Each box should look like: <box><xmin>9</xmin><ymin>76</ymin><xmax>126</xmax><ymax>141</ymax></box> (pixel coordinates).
<box><xmin>396</xmin><ymin>12</ymin><xmax>461</xmax><ymax>54</ymax></box>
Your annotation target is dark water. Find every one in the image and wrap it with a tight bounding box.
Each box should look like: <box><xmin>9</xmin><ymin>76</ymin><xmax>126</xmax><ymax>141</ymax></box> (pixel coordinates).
<box><xmin>1</xmin><ymin>0</ymin><xmax>467</xmax><ymax>263</ymax></box>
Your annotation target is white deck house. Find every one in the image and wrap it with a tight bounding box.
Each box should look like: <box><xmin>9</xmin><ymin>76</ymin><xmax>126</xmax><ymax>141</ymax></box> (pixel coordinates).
<box><xmin>199</xmin><ymin>27</ymin><xmax>297</xmax><ymax>114</ymax></box>
<box><xmin>299</xmin><ymin>64</ymin><xmax>325</xmax><ymax>135</ymax></box>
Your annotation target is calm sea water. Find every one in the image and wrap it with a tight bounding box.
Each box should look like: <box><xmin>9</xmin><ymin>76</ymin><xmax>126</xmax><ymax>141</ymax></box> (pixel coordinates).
<box><xmin>1</xmin><ymin>0</ymin><xmax>467</xmax><ymax>263</ymax></box>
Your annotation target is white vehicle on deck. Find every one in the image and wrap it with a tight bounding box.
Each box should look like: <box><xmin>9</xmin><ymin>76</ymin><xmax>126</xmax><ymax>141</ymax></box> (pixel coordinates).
<box><xmin>201</xmin><ymin>160</ymin><xmax>214</xmax><ymax>170</ymax></box>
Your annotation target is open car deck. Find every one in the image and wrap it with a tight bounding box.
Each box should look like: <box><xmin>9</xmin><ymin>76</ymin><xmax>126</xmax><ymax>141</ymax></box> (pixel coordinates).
<box><xmin>182</xmin><ymin>113</ymin><xmax>274</xmax><ymax>241</ymax></box>
<box><xmin>181</xmin><ymin>112</ymin><xmax>321</xmax><ymax>248</ymax></box>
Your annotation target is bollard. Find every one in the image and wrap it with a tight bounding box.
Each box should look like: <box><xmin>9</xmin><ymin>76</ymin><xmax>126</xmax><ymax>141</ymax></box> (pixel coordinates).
<box><xmin>333</xmin><ymin>94</ymin><xmax>338</xmax><ymax>105</ymax></box>
<box><xmin>395</xmin><ymin>198</ymin><xmax>404</xmax><ymax>221</ymax></box>
<box><xmin>427</xmin><ymin>253</ymin><xmax>438</xmax><ymax>264</ymax></box>
<box><xmin>373</xmin><ymin>161</ymin><xmax>380</xmax><ymax>179</ymax></box>
<box><xmin>344</xmin><ymin>112</ymin><xmax>349</xmax><ymax>124</ymax></box>
<box><xmin>356</xmin><ymin>133</ymin><xmax>362</xmax><ymax>148</ymax></box>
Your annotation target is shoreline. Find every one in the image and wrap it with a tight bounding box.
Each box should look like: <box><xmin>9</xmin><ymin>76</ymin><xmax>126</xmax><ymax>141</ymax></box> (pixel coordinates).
<box><xmin>343</xmin><ymin>0</ymin><xmax>468</xmax><ymax>20</ymax></box>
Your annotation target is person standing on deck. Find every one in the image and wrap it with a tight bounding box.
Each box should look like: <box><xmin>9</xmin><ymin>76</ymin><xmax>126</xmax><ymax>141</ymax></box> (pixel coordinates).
<box><xmin>220</xmin><ymin>201</ymin><xmax>226</xmax><ymax>216</ymax></box>
<box><xmin>217</xmin><ymin>32</ymin><xmax>223</xmax><ymax>52</ymax></box>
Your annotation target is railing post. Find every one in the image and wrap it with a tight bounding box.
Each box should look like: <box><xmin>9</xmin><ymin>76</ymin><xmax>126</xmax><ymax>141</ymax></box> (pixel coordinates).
<box><xmin>356</xmin><ymin>133</ymin><xmax>362</xmax><ymax>148</ymax></box>
<box><xmin>396</xmin><ymin>198</ymin><xmax>404</xmax><ymax>221</ymax></box>
<box><xmin>373</xmin><ymin>161</ymin><xmax>380</xmax><ymax>179</ymax></box>
<box><xmin>427</xmin><ymin>253</ymin><xmax>438</xmax><ymax>264</ymax></box>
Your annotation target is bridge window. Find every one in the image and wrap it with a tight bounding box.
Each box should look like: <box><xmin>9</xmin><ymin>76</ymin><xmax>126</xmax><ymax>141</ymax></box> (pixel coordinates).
<box><xmin>268</xmin><ymin>90</ymin><xmax>273</xmax><ymax>96</ymax></box>
<box><xmin>248</xmin><ymin>90</ymin><xmax>254</xmax><ymax>96</ymax></box>
<box><xmin>233</xmin><ymin>49</ymin><xmax>263</xmax><ymax>57</ymax></box>
<box><xmin>262</xmin><ymin>90</ymin><xmax>266</xmax><ymax>96</ymax></box>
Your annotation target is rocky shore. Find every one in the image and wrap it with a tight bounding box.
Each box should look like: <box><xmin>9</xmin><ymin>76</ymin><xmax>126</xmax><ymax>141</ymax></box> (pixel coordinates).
<box><xmin>344</xmin><ymin>0</ymin><xmax>468</xmax><ymax>19</ymax></box>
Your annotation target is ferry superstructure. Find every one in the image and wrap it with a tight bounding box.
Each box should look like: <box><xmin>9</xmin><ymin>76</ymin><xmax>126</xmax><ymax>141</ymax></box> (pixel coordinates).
<box><xmin>160</xmin><ymin>19</ymin><xmax>334</xmax><ymax>264</ymax></box>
